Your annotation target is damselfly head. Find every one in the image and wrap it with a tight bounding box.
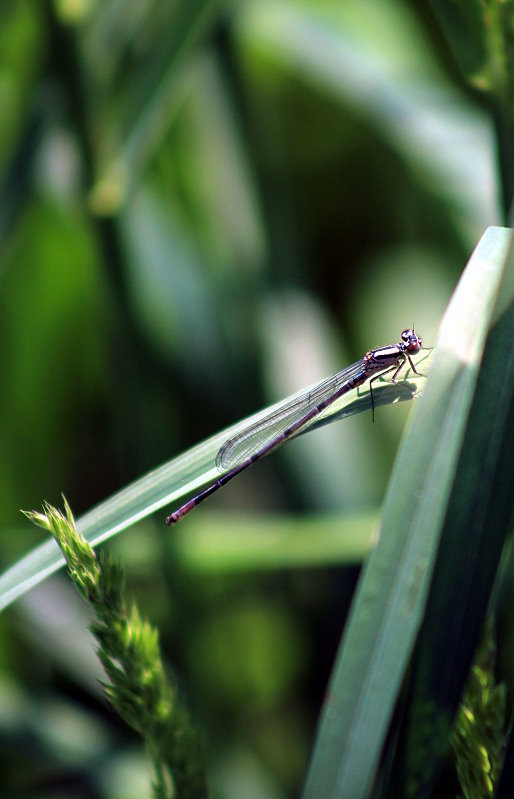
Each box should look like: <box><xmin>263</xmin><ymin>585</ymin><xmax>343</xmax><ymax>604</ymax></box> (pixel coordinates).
<box><xmin>401</xmin><ymin>328</ymin><xmax>422</xmax><ymax>353</ymax></box>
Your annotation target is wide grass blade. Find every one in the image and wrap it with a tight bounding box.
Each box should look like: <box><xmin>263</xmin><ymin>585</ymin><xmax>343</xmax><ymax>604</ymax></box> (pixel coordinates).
<box><xmin>390</xmin><ymin>272</ymin><xmax>514</xmax><ymax>798</ymax></box>
<box><xmin>301</xmin><ymin>226</ymin><xmax>514</xmax><ymax>799</ymax></box>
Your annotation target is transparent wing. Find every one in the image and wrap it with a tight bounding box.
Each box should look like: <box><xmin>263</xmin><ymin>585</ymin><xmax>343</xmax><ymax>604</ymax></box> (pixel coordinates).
<box><xmin>216</xmin><ymin>358</ymin><xmax>366</xmax><ymax>472</ymax></box>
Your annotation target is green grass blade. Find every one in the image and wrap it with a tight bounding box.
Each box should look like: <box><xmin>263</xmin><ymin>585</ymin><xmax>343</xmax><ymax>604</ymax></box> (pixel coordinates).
<box><xmin>392</xmin><ymin>298</ymin><xmax>514</xmax><ymax>797</ymax></box>
<box><xmin>0</xmin><ymin>341</ymin><xmax>425</xmax><ymax>613</ymax></box>
<box><xmin>301</xmin><ymin>226</ymin><xmax>514</xmax><ymax>799</ymax></box>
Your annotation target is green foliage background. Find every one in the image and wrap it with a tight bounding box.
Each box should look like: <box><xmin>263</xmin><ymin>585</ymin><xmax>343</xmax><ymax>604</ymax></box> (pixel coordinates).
<box><xmin>0</xmin><ymin>1</ymin><xmax>508</xmax><ymax>797</ymax></box>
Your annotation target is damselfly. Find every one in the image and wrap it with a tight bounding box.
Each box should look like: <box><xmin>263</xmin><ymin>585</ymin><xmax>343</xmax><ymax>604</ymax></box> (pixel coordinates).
<box><xmin>166</xmin><ymin>327</ymin><xmax>423</xmax><ymax>526</ymax></box>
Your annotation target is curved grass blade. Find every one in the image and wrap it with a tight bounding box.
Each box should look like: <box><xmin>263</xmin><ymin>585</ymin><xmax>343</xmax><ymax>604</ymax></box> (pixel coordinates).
<box><xmin>0</xmin><ymin>345</ymin><xmax>426</xmax><ymax>613</ymax></box>
<box><xmin>301</xmin><ymin>226</ymin><xmax>514</xmax><ymax>799</ymax></box>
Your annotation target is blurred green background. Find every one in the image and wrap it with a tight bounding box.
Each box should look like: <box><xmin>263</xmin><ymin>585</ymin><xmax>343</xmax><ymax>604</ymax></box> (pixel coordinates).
<box><xmin>0</xmin><ymin>1</ymin><xmax>501</xmax><ymax>797</ymax></box>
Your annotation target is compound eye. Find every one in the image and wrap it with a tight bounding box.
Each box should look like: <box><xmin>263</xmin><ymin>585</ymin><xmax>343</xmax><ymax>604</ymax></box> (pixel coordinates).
<box><xmin>401</xmin><ymin>327</ymin><xmax>422</xmax><ymax>353</ymax></box>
